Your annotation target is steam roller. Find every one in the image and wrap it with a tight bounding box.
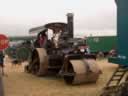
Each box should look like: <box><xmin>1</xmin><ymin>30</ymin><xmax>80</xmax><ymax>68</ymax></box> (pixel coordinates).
<box><xmin>25</xmin><ymin>13</ymin><xmax>101</xmax><ymax>85</ymax></box>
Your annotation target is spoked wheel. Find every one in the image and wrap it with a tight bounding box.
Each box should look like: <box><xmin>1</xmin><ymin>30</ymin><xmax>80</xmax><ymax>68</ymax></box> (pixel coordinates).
<box><xmin>27</xmin><ymin>48</ymin><xmax>48</xmax><ymax>76</ymax></box>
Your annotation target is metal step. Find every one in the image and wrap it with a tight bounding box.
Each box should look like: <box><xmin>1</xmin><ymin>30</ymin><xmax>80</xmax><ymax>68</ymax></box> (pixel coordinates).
<box><xmin>114</xmin><ymin>74</ymin><xmax>124</xmax><ymax>77</ymax></box>
<box><xmin>100</xmin><ymin>66</ymin><xmax>128</xmax><ymax>96</ymax></box>
<box><xmin>106</xmin><ymin>66</ymin><xmax>127</xmax><ymax>87</ymax></box>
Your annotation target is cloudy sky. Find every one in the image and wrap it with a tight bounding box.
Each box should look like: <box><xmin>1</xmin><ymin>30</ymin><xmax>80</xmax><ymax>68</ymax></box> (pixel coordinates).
<box><xmin>0</xmin><ymin>0</ymin><xmax>117</xmax><ymax>37</ymax></box>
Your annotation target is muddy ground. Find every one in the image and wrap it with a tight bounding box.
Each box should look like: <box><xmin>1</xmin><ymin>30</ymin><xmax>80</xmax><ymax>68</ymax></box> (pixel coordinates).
<box><xmin>3</xmin><ymin>57</ymin><xmax>118</xmax><ymax>96</ymax></box>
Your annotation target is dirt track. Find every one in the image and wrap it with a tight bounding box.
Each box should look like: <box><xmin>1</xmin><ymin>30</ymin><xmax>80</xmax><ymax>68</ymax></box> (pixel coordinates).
<box><xmin>3</xmin><ymin>57</ymin><xmax>118</xmax><ymax>96</ymax></box>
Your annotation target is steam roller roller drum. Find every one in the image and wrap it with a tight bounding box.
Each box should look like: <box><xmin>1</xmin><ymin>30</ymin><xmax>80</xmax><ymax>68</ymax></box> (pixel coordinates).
<box><xmin>63</xmin><ymin>58</ymin><xmax>101</xmax><ymax>85</ymax></box>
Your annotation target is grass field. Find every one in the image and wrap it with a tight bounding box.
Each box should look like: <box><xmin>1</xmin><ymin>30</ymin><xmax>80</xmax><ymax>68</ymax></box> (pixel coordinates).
<box><xmin>3</xmin><ymin>57</ymin><xmax>118</xmax><ymax>96</ymax></box>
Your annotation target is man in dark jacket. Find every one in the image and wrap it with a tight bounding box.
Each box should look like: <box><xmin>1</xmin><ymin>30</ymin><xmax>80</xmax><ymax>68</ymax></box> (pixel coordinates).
<box><xmin>0</xmin><ymin>51</ymin><xmax>4</xmax><ymax>75</ymax></box>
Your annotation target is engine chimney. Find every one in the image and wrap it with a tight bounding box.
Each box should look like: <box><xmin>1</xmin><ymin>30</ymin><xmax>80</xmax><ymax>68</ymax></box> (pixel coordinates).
<box><xmin>67</xmin><ymin>13</ymin><xmax>74</xmax><ymax>38</ymax></box>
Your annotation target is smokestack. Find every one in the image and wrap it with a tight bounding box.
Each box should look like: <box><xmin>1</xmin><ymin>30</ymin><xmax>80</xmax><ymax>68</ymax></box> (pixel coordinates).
<box><xmin>67</xmin><ymin>13</ymin><xmax>74</xmax><ymax>38</ymax></box>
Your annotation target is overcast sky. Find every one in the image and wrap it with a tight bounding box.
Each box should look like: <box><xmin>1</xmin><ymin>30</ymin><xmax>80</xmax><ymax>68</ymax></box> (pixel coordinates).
<box><xmin>0</xmin><ymin>0</ymin><xmax>117</xmax><ymax>37</ymax></box>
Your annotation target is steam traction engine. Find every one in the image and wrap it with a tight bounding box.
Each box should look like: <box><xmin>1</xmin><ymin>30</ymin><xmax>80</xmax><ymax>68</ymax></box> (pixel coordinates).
<box><xmin>25</xmin><ymin>13</ymin><xmax>101</xmax><ymax>85</ymax></box>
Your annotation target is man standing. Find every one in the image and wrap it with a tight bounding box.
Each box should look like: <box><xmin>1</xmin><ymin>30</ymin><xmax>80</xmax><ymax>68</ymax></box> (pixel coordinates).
<box><xmin>37</xmin><ymin>29</ymin><xmax>48</xmax><ymax>48</ymax></box>
<box><xmin>0</xmin><ymin>51</ymin><xmax>4</xmax><ymax>75</ymax></box>
<box><xmin>0</xmin><ymin>34</ymin><xmax>9</xmax><ymax>76</ymax></box>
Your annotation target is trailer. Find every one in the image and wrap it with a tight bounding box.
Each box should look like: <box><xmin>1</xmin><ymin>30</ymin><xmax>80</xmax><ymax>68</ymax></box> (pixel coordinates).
<box><xmin>100</xmin><ymin>0</ymin><xmax>128</xmax><ymax>96</ymax></box>
<box><xmin>87</xmin><ymin>36</ymin><xmax>117</xmax><ymax>54</ymax></box>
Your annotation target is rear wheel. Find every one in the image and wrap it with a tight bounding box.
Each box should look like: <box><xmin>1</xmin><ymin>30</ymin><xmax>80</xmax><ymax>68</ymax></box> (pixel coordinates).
<box><xmin>27</xmin><ymin>48</ymin><xmax>48</xmax><ymax>76</ymax></box>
